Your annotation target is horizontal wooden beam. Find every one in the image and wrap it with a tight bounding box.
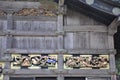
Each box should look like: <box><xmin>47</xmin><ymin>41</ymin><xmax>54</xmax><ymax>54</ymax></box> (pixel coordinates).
<box><xmin>4</xmin><ymin>49</ymin><xmax>58</xmax><ymax>54</ymax></box>
<box><xmin>3</xmin><ymin>49</ymin><xmax>116</xmax><ymax>54</ymax></box>
<box><xmin>0</xmin><ymin>16</ymin><xmax>57</xmax><ymax>21</ymax></box>
<box><xmin>13</xmin><ymin>16</ymin><xmax>57</xmax><ymax>21</ymax></box>
<box><xmin>3</xmin><ymin>69</ymin><xmax>111</xmax><ymax>76</ymax></box>
<box><xmin>5</xmin><ymin>30</ymin><xmax>58</xmax><ymax>36</ymax></box>
<box><xmin>67</xmin><ymin>49</ymin><xmax>116</xmax><ymax>54</ymax></box>
<box><xmin>64</xmin><ymin>25</ymin><xmax>107</xmax><ymax>32</ymax></box>
<box><xmin>0</xmin><ymin>31</ymin><xmax>6</xmax><ymax>36</ymax></box>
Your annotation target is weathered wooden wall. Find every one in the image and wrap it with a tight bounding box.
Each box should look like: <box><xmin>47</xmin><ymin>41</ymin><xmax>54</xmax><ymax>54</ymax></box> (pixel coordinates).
<box><xmin>14</xmin><ymin>20</ymin><xmax>57</xmax><ymax>32</ymax></box>
<box><xmin>0</xmin><ymin>6</ymin><xmax>115</xmax><ymax>80</ymax></box>
<box><xmin>64</xmin><ymin>10</ymin><xmax>108</xmax><ymax>50</ymax></box>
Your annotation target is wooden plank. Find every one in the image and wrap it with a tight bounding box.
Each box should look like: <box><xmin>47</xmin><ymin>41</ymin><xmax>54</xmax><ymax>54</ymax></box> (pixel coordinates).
<box><xmin>64</xmin><ymin>32</ymin><xmax>89</xmax><ymax>49</ymax></box>
<box><xmin>4</xmin><ymin>48</ymin><xmax>116</xmax><ymax>54</ymax></box>
<box><xmin>6</xmin><ymin>30</ymin><xmax>58</xmax><ymax>36</ymax></box>
<box><xmin>90</xmin><ymin>32</ymin><xmax>108</xmax><ymax>49</ymax></box>
<box><xmin>64</xmin><ymin>25</ymin><xmax>107</xmax><ymax>32</ymax></box>
<box><xmin>0</xmin><ymin>1</ymin><xmax>40</xmax><ymax>10</ymax></box>
<box><xmin>0</xmin><ymin>20</ymin><xmax>7</xmax><ymax>30</ymax></box>
<box><xmin>0</xmin><ymin>31</ymin><xmax>6</xmax><ymax>36</ymax></box>
<box><xmin>13</xmin><ymin>37</ymin><xmax>58</xmax><ymax>49</ymax></box>
<box><xmin>3</xmin><ymin>69</ymin><xmax>111</xmax><ymax>76</ymax></box>
<box><xmin>14</xmin><ymin>20</ymin><xmax>57</xmax><ymax>32</ymax></box>
<box><xmin>4</xmin><ymin>49</ymin><xmax>58</xmax><ymax>54</ymax></box>
<box><xmin>68</xmin><ymin>69</ymin><xmax>110</xmax><ymax>75</ymax></box>
<box><xmin>64</xmin><ymin>33</ymin><xmax>74</xmax><ymax>49</ymax></box>
<box><xmin>67</xmin><ymin>49</ymin><xmax>116</xmax><ymax>54</ymax></box>
<box><xmin>109</xmin><ymin>54</ymin><xmax>116</xmax><ymax>74</ymax></box>
<box><xmin>66</xmin><ymin>9</ymin><xmax>104</xmax><ymax>26</ymax></box>
<box><xmin>13</xmin><ymin>16</ymin><xmax>57</xmax><ymax>21</ymax></box>
<box><xmin>108</xmin><ymin>35</ymin><xmax>114</xmax><ymax>49</ymax></box>
<box><xmin>7</xmin><ymin>13</ymin><xmax>13</xmax><ymax>30</ymax></box>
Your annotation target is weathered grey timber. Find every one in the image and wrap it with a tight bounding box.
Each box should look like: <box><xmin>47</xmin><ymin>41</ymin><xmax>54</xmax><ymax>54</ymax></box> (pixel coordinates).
<box><xmin>0</xmin><ymin>1</ymin><xmax>118</xmax><ymax>80</ymax></box>
<box><xmin>0</xmin><ymin>1</ymin><xmax>40</xmax><ymax>10</ymax></box>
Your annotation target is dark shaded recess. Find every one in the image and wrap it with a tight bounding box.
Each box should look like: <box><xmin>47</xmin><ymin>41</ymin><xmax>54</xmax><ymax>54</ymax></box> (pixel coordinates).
<box><xmin>65</xmin><ymin>77</ymin><xmax>85</xmax><ymax>80</ymax></box>
<box><xmin>36</xmin><ymin>77</ymin><xmax>57</xmax><ymax>80</ymax></box>
<box><xmin>10</xmin><ymin>77</ymin><xmax>33</xmax><ymax>80</ymax></box>
<box><xmin>65</xmin><ymin>0</ymin><xmax>116</xmax><ymax>26</ymax></box>
<box><xmin>114</xmin><ymin>26</ymin><xmax>120</xmax><ymax>59</ymax></box>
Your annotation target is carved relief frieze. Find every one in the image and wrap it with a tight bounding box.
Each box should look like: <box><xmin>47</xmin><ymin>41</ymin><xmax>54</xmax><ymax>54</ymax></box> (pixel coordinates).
<box><xmin>0</xmin><ymin>62</ymin><xmax>4</xmax><ymax>80</ymax></box>
<box><xmin>64</xmin><ymin>54</ymin><xmax>109</xmax><ymax>69</ymax></box>
<box><xmin>11</xmin><ymin>54</ymin><xmax>58</xmax><ymax>69</ymax></box>
<box><xmin>0</xmin><ymin>10</ymin><xmax>6</xmax><ymax>16</ymax></box>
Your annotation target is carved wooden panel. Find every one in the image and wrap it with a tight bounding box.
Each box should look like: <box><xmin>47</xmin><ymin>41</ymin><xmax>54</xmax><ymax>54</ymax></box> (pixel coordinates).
<box><xmin>64</xmin><ymin>54</ymin><xmax>109</xmax><ymax>69</ymax></box>
<box><xmin>13</xmin><ymin>37</ymin><xmax>58</xmax><ymax>49</ymax></box>
<box><xmin>0</xmin><ymin>62</ymin><xmax>4</xmax><ymax>80</ymax></box>
<box><xmin>11</xmin><ymin>54</ymin><xmax>58</xmax><ymax>69</ymax></box>
<box><xmin>14</xmin><ymin>21</ymin><xmax>57</xmax><ymax>32</ymax></box>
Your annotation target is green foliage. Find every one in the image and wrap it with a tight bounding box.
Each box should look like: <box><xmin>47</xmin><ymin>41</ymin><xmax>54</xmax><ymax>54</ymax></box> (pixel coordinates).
<box><xmin>116</xmin><ymin>58</ymin><xmax>120</xmax><ymax>75</ymax></box>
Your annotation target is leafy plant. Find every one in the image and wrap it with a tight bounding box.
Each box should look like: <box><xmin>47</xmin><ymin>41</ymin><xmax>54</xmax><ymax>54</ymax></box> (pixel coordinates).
<box><xmin>116</xmin><ymin>58</ymin><xmax>120</xmax><ymax>75</ymax></box>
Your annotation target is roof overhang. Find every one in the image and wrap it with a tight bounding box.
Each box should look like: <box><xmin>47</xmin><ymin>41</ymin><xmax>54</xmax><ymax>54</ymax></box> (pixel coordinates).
<box><xmin>65</xmin><ymin>0</ymin><xmax>120</xmax><ymax>25</ymax></box>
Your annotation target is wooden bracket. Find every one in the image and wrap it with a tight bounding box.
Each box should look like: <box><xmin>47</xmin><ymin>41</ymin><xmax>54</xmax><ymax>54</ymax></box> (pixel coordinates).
<box><xmin>108</xmin><ymin>17</ymin><xmax>120</xmax><ymax>35</ymax></box>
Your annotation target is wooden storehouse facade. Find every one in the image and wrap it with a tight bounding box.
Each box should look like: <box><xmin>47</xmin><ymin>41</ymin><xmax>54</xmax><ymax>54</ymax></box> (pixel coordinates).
<box><xmin>0</xmin><ymin>0</ymin><xmax>120</xmax><ymax>80</ymax></box>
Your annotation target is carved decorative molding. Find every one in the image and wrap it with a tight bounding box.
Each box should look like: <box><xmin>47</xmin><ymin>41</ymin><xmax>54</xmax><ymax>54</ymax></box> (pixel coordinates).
<box><xmin>11</xmin><ymin>54</ymin><xmax>58</xmax><ymax>69</ymax></box>
<box><xmin>64</xmin><ymin>54</ymin><xmax>109</xmax><ymax>69</ymax></box>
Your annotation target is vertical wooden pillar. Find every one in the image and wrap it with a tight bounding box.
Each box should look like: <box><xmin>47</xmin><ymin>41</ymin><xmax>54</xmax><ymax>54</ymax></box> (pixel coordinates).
<box><xmin>7</xmin><ymin>13</ymin><xmax>13</xmax><ymax>30</ymax></box>
<box><xmin>4</xmin><ymin>11</ymin><xmax>14</xmax><ymax>80</ymax></box>
<box><xmin>4</xmin><ymin>11</ymin><xmax>14</xmax><ymax>69</ymax></box>
<box><xmin>57</xmin><ymin>0</ymin><xmax>64</xmax><ymax>80</ymax></box>
<box><xmin>3</xmin><ymin>75</ymin><xmax>9</xmax><ymax>80</ymax></box>
<box><xmin>57</xmin><ymin>75</ymin><xmax>64</xmax><ymax>80</ymax></box>
<box><xmin>109</xmin><ymin>54</ymin><xmax>117</xmax><ymax>80</ymax></box>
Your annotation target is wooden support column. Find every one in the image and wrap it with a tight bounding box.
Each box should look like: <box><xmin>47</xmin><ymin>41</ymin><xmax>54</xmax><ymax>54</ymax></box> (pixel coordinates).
<box><xmin>57</xmin><ymin>0</ymin><xmax>65</xmax><ymax>80</ymax></box>
<box><xmin>109</xmin><ymin>54</ymin><xmax>117</xmax><ymax>80</ymax></box>
<box><xmin>3</xmin><ymin>75</ymin><xmax>9</xmax><ymax>80</ymax></box>
<box><xmin>7</xmin><ymin>12</ymin><xmax>14</xmax><ymax>30</ymax></box>
<box><xmin>57</xmin><ymin>75</ymin><xmax>64</xmax><ymax>80</ymax></box>
<box><xmin>3</xmin><ymin>10</ymin><xmax>14</xmax><ymax>80</ymax></box>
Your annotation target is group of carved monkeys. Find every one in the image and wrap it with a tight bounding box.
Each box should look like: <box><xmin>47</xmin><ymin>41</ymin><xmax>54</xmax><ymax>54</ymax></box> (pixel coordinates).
<box><xmin>12</xmin><ymin>55</ymin><xmax>57</xmax><ymax>67</ymax></box>
<box><xmin>64</xmin><ymin>55</ymin><xmax>109</xmax><ymax>68</ymax></box>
